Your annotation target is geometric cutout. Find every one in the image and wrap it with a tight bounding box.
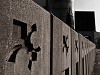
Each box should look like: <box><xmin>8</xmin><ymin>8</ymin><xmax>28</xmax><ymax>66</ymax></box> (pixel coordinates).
<box><xmin>32</xmin><ymin>52</ymin><xmax>37</xmax><ymax>61</ymax></box>
<box><xmin>76</xmin><ymin>62</ymin><xmax>79</xmax><ymax>75</ymax></box>
<box><xmin>25</xmin><ymin>24</ymin><xmax>37</xmax><ymax>52</ymax></box>
<box><xmin>75</xmin><ymin>40</ymin><xmax>78</xmax><ymax>52</ymax></box>
<box><xmin>13</xmin><ymin>19</ymin><xmax>27</xmax><ymax>40</ymax></box>
<box><xmin>8</xmin><ymin>45</ymin><xmax>22</xmax><ymax>62</ymax></box>
<box><xmin>63</xmin><ymin>35</ymin><xmax>69</xmax><ymax>53</ymax></box>
<box><xmin>28</xmin><ymin>60</ymin><xmax>32</xmax><ymax>70</ymax></box>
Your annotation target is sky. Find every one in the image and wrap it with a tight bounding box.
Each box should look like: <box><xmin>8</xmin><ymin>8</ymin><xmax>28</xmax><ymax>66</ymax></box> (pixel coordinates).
<box><xmin>74</xmin><ymin>0</ymin><xmax>100</xmax><ymax>32</ymax></box>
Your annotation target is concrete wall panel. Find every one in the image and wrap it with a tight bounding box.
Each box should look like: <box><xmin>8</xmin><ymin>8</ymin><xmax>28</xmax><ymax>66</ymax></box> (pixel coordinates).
<box><xmin>79</xmin><ymin>33</ymin><xmax>86</xmax><ymax>75</ymax></box>
<box><xmin>0</xmin><ymin>0</ymin><xmax>12</xmax><ymax>75</ymax></box>
<box><xmin>11</xmin><ymin>1</ymin><xmax>50</xmax><ymax>75</ymax></box>
<box><xmin>62</xmin><ymin>19</ymin><xmax>71</xmax><ymax>75</ymax></box>
<box><xmin>52</xmin><ymin>16</ymin><xmax>62</xmax><ymax>75</ymax></box>
<box><xmin>52</xmin><ymin>15</ymin><xmax>72</xmax><ymax>75</ymax></box>
<box><xmin>0</xmin><ymin>0</ymin><xmax>50</xmax><ymax>75</ymax></box>
<box><xmin>71</xmin><ymin>29</ymin><xmax>79</xmax><ymax>75</ymax></box>
<box><xmin>79</xmin><ymin>34</ymin><xmax>96</xmax><ymax>75</ymax></box>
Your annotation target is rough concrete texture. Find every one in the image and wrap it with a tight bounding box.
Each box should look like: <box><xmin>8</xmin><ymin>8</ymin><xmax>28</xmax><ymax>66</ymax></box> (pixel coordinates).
<box><xmin>71</xmin><ymin>28</ymin><xmax>79</xmax><ymax>75</ymax></box>
<box><xmin>92</xmin><ymin>49</ymin><xmax>100</xmax><ymax>75</ymax></box>
<box><xmin>0</xmin><ymin>0</ymin><xmax>11</xmax><ymax>75</ymax></box>
<box><xmin>84</xmin><ymin>38</ymin><xmax>89</xmax><ymax>75</ymax></box>
<box><xmin>79</xmin><ymin>34</ymin><xmax>96</xmax><ymax>75</ymax></box>
<box><xmin>79</xmin><ymin>34</ymin><xmax>86</xmax><ymax>75</ymax></box>
<box><xmin>79</xmin><ymin>34</ymin><xmax>86</xmax><ymax>58</ymax></box>
<box><xmin>62</xmin><ymin>18</ymin><xmax>71</xmax><ymax>75</ymax></box>
<box><xmin>14</xmin><ymin>48</ymin><xmax>31</xmax><ymax>75</ymax></box>
<box><xmin>52</xmin><ymin>16</ymin><xmax>62</xmax><ymax>75</ymax></box>
<box><xmin>88</xmin><ymin>50</ymin><xmax>95</xmax><ymax>75</ymax></box>
<box><xmin>52</xmin><ymin>15</ymin><xmax>72</xmax><ymax>75</ymax></box>
<box><xmin>87</xmin><ymin>40</ymin><xmax>96</xmax><ymax>75</ymax></box>
<box><xmin>0</xmin><ymin>0</ymin><xmax>50</xmax><ymax>75</ymax></box>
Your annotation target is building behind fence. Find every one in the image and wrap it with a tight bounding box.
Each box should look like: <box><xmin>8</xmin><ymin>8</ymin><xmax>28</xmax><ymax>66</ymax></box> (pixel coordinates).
<box><xmin>0</xmin><ymin>0</ymin><xmax>96</xmax><ymax>75</ymax></box>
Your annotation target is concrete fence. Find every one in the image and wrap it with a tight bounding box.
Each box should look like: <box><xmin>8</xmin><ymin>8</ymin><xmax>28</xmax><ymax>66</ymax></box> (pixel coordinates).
<box><xmin>0</xmin><ymin>0</ymin><xmax>96</xmax><ymax>75</ymax></box>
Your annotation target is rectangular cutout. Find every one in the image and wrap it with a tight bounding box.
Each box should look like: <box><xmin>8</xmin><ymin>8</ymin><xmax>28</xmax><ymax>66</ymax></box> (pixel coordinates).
<box><xmin>32</xmin><ymin>52</ymin><xmax>37</xmax><ymax>61</ymax></box>
<box><xmin>76</xmin><ymin>62</ymin><xmax>79</xmax><ymax>75</ymax></box>
<box><xmin>13</xmin><ymin>19</ymin><xmax>27</xmax><ymax>40</ymax></box>
<box><xmin>85</xmin><ymin>55</ymin><xmax>87</xmax><ymax>75</ymax></box>
<box><xmin>82</xmin><ymin>58</ymin><xmax>84</xmax><ymax>75</ymax></box>
<box><xmin>65</xmin><ymin>68</ymin><xmax>69</xmax><ymax>75</ymax></box>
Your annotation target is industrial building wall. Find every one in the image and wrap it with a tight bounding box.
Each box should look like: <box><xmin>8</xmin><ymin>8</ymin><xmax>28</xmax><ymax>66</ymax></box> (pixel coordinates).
<box><xmin>0</xmin><ymin>0</ymin><xmax>96</xmax><ymax>75</ymax></box>
<box><xmin>75</xmin><ymin>11</ymin><xmax>96</xmax><ymax>42</ymax></box>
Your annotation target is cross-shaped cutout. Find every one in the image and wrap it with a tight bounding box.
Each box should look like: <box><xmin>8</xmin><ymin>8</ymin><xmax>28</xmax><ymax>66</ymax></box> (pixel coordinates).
<box><xmin>8</xmin><ymin>19</ymin><xmax>41</xmax><ymax>70</ymax></box>
<box><xmin>63</xmin><ymin>35</ymin><xmax>69</xmax><ymax>56</ymax></box>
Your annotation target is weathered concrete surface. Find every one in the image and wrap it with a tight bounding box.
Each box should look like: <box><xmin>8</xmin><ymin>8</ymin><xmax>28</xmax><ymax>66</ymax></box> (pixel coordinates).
<box><xmin>62</xmin><ymin>18</ymin><xmax>71</xmax><ymax>75</ymax></box>
<box><xmin>0</xmin><ymin>0</ymin><xmax>11</xmax><ymax>75</ymax></box>
<box><xmin>88</xmin><ymin>41</ymin><xmax>96</xmax><ymax>75</ymax></box>
<box><xmin>79</xmin><ymin>34</ymin><xmax>86</xmax><ymax>75</ymax></box>
<box><xmin>86</xmin><ymin>40</ymin><xmax>96</xmax><ymax>75</ymax></box>
<box><xmin>92</xmin><ymin>49</ymin><xmax>100</xmax><ymax>75</ymax></box>
<box><xmin>52</xmin><ymin>15</ymin><xmax>71</xmax><ymax>75</ymax></box>
<box><xmin>78</xmin><ymin>34</ymin><xmax>96</xmax><ymax>75</ymax></box>
<box><xmin>85</xmin><ymin>39</ymin><xmax>89</xmax><ymax>75</ymax></box>
<box><xmin>52</xmin><ymin>16</ymin><xmax>62</xmax><ymax>75</ymax></box>
<box><xmin>0</xmin><ymin>0</ymin><xmax>50</xmax><ymax>75</ymax></box>
<box><xmin>14</xmin><ymin>48</ymin><xmax>31</xmax><ymax>75</ymax></box>
<box><xmin>71</xmin><ymin>29</ymin><xmax>79</xmax><ymax>75</ymax></box>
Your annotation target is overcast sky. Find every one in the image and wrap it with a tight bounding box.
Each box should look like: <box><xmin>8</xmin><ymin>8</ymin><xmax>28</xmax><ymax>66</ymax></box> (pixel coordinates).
<box><xmin>74</xmin><ymin>0</ymin><xmax>100</xmax><ymax>32</ymax></box>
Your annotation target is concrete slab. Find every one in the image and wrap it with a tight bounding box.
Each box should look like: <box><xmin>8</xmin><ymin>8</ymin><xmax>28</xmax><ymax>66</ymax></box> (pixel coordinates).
<box><xmin>52</xmin><ymin>15</ymin><xmax>72</xmax><ymax>75</ymax></box>
<box><xmin>52</xmin><ymin>15</ymin><xmax>62</xmax><ymax>75</ymax></box>
<box><xmin>11</xmin><ymin>1</ymin><xmax>50</xmax><ymax>75</ymax></box>
<box><xmin>79</xmin><ymin>33</ymin><xmax>86</xmax><ymax>75</ymax></box>
<box><xmin>62</xmin><ymin>18</ymin><xmax>71</xmax><ymax>75</ymax></box>
<box><xmin>0</xmin><ymin>1</ymin><xmax>11</xmax><ymax>75</ymax></box>
<box><xmin>92</xmin><ymin>49</ymin><xmax>100</xmax><ymax>75</ymax></box>
<box><xmin>0</xmin><ymin>0</ymin><xmax>50</xmax><ymax>75</ymax></box>
<box><xmin>71</xmin><ymin>29</ymin><xmax>79</xmax><ymax>75</ymax></box>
